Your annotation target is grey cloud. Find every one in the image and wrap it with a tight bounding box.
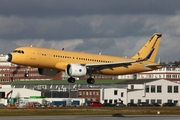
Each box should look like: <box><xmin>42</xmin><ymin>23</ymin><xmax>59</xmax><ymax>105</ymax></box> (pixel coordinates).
<box><xmin>0</xmin><ymin>0</ymin><xmax>180</xmax><ymax>63</ymax></box>
<box><xmin>0</xmin><ymin>0</ymin><xmax>180</xmax><ymax>18</ymax></box>
<box><xmin>0</xmin><ymin>15</ymin><xmax>158</xmax><ymax>40</ymax></box>
<box><xmin>74</xmin><ymin>38</ymin><xmax>115</xmax><ymax>52</ymax></box>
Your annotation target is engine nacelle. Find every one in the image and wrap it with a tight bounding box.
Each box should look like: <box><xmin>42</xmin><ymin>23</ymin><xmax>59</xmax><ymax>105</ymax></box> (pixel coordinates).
<box><xmin>66</xmin><ymin>64</ymin><xmax>87</xmax><ymax>77</ymax></box>
<box><xmin>38</xmin><ymin>68</ymin><xmax>59</xmax><ymax>76</ymax></box>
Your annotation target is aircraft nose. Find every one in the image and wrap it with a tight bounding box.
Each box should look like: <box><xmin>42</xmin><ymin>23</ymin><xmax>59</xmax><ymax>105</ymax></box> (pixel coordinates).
<box><xmin>5</xmin><ymin>53</ymin><xmax>12</xmax><ymax>62</ymax></box>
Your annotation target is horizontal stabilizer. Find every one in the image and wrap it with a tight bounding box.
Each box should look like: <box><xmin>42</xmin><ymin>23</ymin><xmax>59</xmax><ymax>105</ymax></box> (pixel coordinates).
<box><xmin>145</xmin><ymin>64</ymin><xmax>162</xmax><ymax>69</ymax></box>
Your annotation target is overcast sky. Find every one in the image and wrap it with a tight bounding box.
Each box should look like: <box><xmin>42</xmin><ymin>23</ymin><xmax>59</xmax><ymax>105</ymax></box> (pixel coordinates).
<box><xmin>0</xmin><ymin>0</ymin><xmax>180</xmax><ymax>62</ymax></box>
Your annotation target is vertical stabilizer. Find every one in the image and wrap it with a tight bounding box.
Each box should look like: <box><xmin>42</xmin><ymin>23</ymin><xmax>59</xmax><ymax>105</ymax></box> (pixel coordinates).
<box><xmin>132</xmin><ymin>33</ymin><xmax>162</xmax><ymax>62</ymax></box>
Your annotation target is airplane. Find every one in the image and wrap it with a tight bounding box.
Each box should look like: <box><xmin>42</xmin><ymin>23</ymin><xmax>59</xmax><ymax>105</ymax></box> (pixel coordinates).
<box><xmin>6</xmin><ymin>33</ymin><xmax>162</xmax><ymax>84</ymax></box>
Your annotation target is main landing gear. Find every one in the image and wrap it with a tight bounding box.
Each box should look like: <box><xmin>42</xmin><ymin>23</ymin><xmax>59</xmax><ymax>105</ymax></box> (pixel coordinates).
<box><xmin>67</xmin><ymin>77</ymin><xmax>95</xmax><ymax>84</ymax></box>
<box><xmin>87</xmin><ymin>78</ymin><xmax>95</xmax><ymax>84</ymax></box>
<box><xmin>86</xmin><ymin>72</ymin><xmax>95</xmax><ymax>84</ymax></box>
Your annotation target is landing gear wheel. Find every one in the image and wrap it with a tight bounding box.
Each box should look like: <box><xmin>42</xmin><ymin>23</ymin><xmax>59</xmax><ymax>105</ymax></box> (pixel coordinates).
<box><xmin>24</xmin><ymin>73</ymin><xmax>29</xmax><ymax>77</ymax></box>
<box><xmin>68</xmin><ymin>77</ymin><xmax>76</xmax><ymax>83</ymax></box>
<box><xmin>87</xmin><ymin>78</ymin><xmax>95</xmax><ymax>84</ymax></box>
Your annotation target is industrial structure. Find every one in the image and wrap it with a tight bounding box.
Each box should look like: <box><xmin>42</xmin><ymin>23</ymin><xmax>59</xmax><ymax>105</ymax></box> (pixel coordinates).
<box><xmin>0</xmin><ymin>79</ymin><xmax>180</xmax><ymax>107</ymax></box>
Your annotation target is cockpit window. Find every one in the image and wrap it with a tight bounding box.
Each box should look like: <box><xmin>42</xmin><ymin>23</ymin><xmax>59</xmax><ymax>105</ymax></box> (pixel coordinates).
<box><xmin>13</xmin><ymin>50</ymin><xmax>24</xmax><ymax>54</ymax></box>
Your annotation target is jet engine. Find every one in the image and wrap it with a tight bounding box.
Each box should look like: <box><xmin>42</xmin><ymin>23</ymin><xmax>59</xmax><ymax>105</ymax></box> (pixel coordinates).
<box><xmin>38</xmin><ymin>68</ymin><xmax>59</xmax><ymax>76</ymax></box>
<box><xmin>66</xmin><ymin>64</ymin><xmax>87</xmax><ymax>77</ymax></box>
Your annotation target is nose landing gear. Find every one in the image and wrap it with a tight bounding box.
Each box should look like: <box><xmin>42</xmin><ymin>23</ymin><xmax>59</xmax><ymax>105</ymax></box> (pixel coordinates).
<box><xmin>24</xmin><ymin>72</ymin><xmax>29</xmax><ymax>77</ymax></box>
<box><xmin>24</xmin><ymin>67</ymin><xmax>29</xmax><ymax>77</ymax></box>
<box><xmin>67</xmin><ymin>77</ymin><xmax>76</xmax><ymax>83</ymax></box>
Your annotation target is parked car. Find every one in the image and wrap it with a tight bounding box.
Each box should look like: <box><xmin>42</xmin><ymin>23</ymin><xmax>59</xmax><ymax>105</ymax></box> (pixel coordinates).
<box><xmin>115</xmin><ymin>102</ymin><xmax>126</xmax><ymax>107</ymax></box>
<box><xmin>162</xmin><ymin>102</ymin><xmax>176</xmax><ymax>106</ymax></box>
<box><xmin>89</xmin><ymin>101</ymin><xmax>103</xmax><ymax>107</ymax></box>
<box><xmin>103</xmin><ymin>103</ymin><xmax>116</xmax><ymax>107</ymax></box>
<box><xmin>32</xmin><ymin>102</ymin><xmax>41</xmax><ymax>107</ymax></box>
<box><xmin>127</xmin><ymin>103</ymin><xmax>138</xmax><ymax>106</ymax></box>
<box><xmin>0</xmin><ymin>103</ymin><xmax>5</xmax><ymax>108</ymax></box>
<box><xmin>151</xmin><ymin>103</ymin><xmax>161</xmax><ymax>107</ymax></box>
<box><xmin>137</xmin><ymin>102</ymin><xmax>151</xmax><ymax>106</ymax></box>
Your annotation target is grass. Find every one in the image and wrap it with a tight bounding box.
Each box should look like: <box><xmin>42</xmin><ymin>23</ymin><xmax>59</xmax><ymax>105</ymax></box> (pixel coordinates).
<box><xmin>6</xmin><ymin>79</ymin><xmax>126</xmax><ymax>85</ymax></box>
<box><xmin>0</xmin><ymin>107</ymin><xmax>180</xmax><ymax>116</ymax></box>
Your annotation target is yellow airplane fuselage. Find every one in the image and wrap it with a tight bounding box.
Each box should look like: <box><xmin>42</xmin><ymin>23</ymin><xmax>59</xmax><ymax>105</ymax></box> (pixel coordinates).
<box><xmin>10</xmin><ymin>46</ymin><xmax>161</xmax><ymax>75</ymax></box>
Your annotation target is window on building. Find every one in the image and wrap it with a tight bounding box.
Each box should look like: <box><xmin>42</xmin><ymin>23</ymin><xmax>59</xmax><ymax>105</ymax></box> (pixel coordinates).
<box><xmin>0</xmin><ymin>92</ymin><xmax>5</xmax><ymax>98</ymax></box>
<box><xmin>151</xmin><ymin>85</ymin><xmax>155</xmax><ymax>93</ymax></box>
<box><xmin>174</xmin><ymin>86</ymin><xmax>179</xmax><ymax>93</ymax></box>
<box><xmin>138</xmin><ymin>99</ymin><xmax>141</xmax><ymax>103</ymax></box>
<box><xmin>121</xmin><ymin>92</ymin><xmax>124</xmax><ymax>97</ymax></box>
<box><xmin>114</xmin><ymin>90</ymin><xmax>118</xmax><ymax>95</ymax></box>
<box><xmin>146</xmin><ymin>85</ymin><xmax>149</xmax><ymax>93</ymax></box>
<box><xmin>157</xmin><ymin>99</ymin><xmax>162</xmax><ymax>104</ymax></box>
<box><xmin>157</xmin><ymin>85</ymin><xmax>162</xmax><ymax>93</ymax></box>
<box><xmin>114</xmin><ymin>99</ymin><xmax>118</xmax><ymax>103</ymax></box>
<box><xmin>79</xmin><ymin>92</ymin><xmax>82</xmax><ymax>96</ymax></box>
<box><xmin>166</xmin><ymin>74</ymin><xmax>171</xmax><ymax>78</ymax></box>
<box><xmin>131</xmin><ymin>85</ymin><xmax>134</xmax><ymax>89</ymax></box>
<box><xmin>151</xmin><ymin>99</ymin><xmax>155</xmax><ymax>104</ymax></box>
<box><xmin>109</xmin><ymin>99</ymin><xmax>113</xmax><ymax>103</ymax></box>
<box><xmin>167</xmin><ymin>99</ymin><xmax>172</xmax><ymax>103</ymax></box>
<box><xmin>146</xmin><ymin>99</ymin><xmax>149</xmax><ymax>104</ymax></box>
<box><xmin>130</xmin><ymin>99</ymin><xmax>134</xmax><ymax>103</ymax></box>
<box><xmin>168</xmin><ymin>86</ymin><xmax>172</xmax><ymax>93</ymax></box>
<box><xmin>104</xmin><ymin>99</ymin><xmax>108</xmax><ymax>103</ymax></box>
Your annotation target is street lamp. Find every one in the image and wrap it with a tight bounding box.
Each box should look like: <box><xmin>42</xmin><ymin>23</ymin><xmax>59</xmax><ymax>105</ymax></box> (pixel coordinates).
<box><xmin>51</xmin><ymin>80</ymin><xmax>53</xmax><ymax>98</ymax></box>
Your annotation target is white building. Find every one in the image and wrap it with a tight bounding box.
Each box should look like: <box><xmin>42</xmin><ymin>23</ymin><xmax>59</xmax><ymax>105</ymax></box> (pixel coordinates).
<box><xmin>118</xmin><ymin>65</ymin><xmax>180</xmax><ymax>81</ymax></box>
<box><xmin>138</xmin><ymin>65</ymin><xmax>180</xmax><ymax>80</ymax></box>
<box><xmin>78</xmin><ymin>79</ymin><xmax>180</xmax><ymax>105</ymax></box>
<box><xmin>103</xmin><ymin>88</ymin><xmax>127</xmax><ymax>104</ymax></box>
<box><xmin>127</xmin><ymin>79</ymin><xmax>180</xmax><ymax>105</ymax></box>
<box><xmin>0</xmin><ymin>88</ymin><xmax>41</xmax><ymax>105</ymax></box>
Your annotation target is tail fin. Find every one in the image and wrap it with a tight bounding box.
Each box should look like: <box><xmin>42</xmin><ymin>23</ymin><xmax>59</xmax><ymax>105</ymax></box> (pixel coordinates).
<box><xmin>132</xmin><ymin>33</ymin><xmax>162</xmax><ymax>62</ymax></box>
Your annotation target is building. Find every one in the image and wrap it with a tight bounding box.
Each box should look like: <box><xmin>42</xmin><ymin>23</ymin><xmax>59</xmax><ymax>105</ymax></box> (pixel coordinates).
<box><xmin>119</xmin><ymin>79</ymin><xmax>180</xmax><ymax>105</ymax></box>
<box><xmin>1</xmin><ymin>79</ymin><xmax>180</xmax><ymax>106</ymax></box>
<box><xmin>77</xmin><ymin>79</ymin><xmax>180</xmax><ymax>105</ymax></box>
<box><xmin>118</xmin><ymin>65</ymin><xmax>180</xmax><ymax>81</ymax></box>
<box><xmin>138</xmin><ymin>65</ymin><xmax>180</xmax><ymax>81</ymax></box>
<box><xmin>78</xmin><ymin>88</ymin><xmax>102</xmax><ymax>102</ymax></box>
<box><xmin>0</xmin><ymin>85</ymin><xmax>42</xmax><ymax>105</ymax></box>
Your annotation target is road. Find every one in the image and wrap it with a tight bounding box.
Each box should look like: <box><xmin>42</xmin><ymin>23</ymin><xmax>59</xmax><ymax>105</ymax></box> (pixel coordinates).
<box><xmin>0</xmin><ymin>115</ymin><xmax>180</xmax><ymax>120</ymax></box>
